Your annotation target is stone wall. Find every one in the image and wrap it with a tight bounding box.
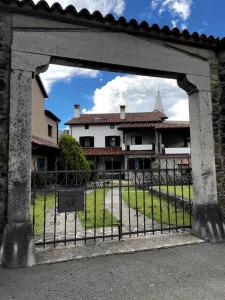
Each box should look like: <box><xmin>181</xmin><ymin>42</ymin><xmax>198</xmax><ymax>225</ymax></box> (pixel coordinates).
<box><xmin>0</xmin><ymin>12</ymin><xmax>11</xmax><ymax>246</ymax></box>
<box><xmin>210</xmin><ymin>49</ymin><xmax>225</xmax><ymax>215</ymax></box>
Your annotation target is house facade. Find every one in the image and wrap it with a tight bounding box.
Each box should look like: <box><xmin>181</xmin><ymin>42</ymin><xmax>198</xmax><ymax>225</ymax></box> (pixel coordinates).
<box><xmin>32</xmin><ymin>75</ymin><xmax>60</xmax><ymax>171</ymax></box>
<box><xmin>66</xmin><ymin>93</ymin><xmax>190</xmax><ymax>171</ymax></box>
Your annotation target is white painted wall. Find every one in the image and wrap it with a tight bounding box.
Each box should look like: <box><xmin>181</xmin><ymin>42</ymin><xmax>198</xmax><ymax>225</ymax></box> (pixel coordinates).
<box><xmin>70</xmin><ymin>124</ymin><xmax>189</xmax><ymax>153</ymax></box>
<box><xmin>165</xmin><ymin>147</ymin><xmax>190</xmax><ymax>154</ymax></box>
<box><xmin>70</xmin><ymin>124</ymin><xmax>124</xmax><ymax>148</ymax></box>
<box><xmin>130</xmin><ymin>144</ymin><xmax>153</xmax><ymax>151</ymax></box>
<box><xmin>126</xmin><ymin>129</ymin><xmax>155</xmax><ymax>146</ymax></box>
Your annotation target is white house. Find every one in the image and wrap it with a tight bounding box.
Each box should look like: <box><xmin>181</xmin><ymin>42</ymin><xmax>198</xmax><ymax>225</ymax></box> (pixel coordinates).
<box><xmin>65</xmin><ymin>92</ymin><xmax>190</xmax><ymax>171</ymax></box>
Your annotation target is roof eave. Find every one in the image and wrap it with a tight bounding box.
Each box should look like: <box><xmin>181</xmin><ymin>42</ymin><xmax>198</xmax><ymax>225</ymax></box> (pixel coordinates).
<box><xmin>35</xmin><ymin>75</ymin><xmax>48</xmax><ymax>99</ymax></box>
<box><xmin>45</xmin><ymin>110</ymin><xmax>61</xmax><ymax>122</ymax></box>
<box><xmin>0</xmin><ymin>0</ymin><xmax>224</xmax><ymax>50</ymax></box>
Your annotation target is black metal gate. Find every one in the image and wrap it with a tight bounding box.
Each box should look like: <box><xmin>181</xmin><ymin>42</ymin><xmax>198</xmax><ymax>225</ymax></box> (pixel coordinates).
<box><xmin>31</xmin><ymin>158</ymin><xmax>192</xmax><ymax>248</ymax></box>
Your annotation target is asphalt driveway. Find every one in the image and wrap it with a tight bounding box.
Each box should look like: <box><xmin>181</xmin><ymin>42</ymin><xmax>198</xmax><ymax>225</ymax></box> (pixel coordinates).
<box><xmin>0</xmin><ymin>243</ymin><xmax>225</xmax><ymax>300</ymax></box>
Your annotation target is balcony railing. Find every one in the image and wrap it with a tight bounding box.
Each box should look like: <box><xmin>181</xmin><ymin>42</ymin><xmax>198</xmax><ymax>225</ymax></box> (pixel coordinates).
<box><xmin>129</xmin><ymin>144</ymin><xmax>153</xmax><ymax>151</ymax></box>
<box><xmin>164</xmin><ymin>147</ymin><xmax>191</xmax><ymax>155</ymax></box>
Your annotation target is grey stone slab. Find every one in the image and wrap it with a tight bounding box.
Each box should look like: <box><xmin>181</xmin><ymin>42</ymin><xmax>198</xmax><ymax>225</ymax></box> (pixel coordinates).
<box><xmin>35</xmin><ymin>232</ymin><xmax>203</xmax><ymax>265</ymax></box>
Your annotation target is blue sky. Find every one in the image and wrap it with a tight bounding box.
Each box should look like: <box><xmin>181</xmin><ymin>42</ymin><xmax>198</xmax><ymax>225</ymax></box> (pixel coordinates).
<box><xmin>40</xmin><ymin>0</ymin><xmax>225</xmax><ymax>129</ymax></box>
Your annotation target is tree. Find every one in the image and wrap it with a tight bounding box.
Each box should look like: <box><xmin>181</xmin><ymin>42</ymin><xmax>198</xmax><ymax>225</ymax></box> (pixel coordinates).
<box><xmin>58</xmin><ymin>134</ymin><xmax>91</xmax><ymax>185</ymax></box>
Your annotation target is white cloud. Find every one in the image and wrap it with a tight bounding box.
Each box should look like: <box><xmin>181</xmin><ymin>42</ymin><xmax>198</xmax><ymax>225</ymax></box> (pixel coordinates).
<box><xmin>151</xmin><ymin>0</ymin><xmax>192</xmax><ymax>28</ymax></box>
<box><xmin>34</xmin><ymin>0</ymin><xmax>125</xmax><ymax>92</ymax></box>
<box><xmin>40</xmin><ymin>64</ymin><xmax>99</xmax><ymax>93</ymax></box>
<box><xmin>168</xmin><ymin>99</ymin><xmax>189</xmax><ymax>120</ymax></box>
<box><xmin>33</xmin><ymin>0</ymin><xmax>125</xmax><ymax>16</ymax></box>
<box><xmin>171</xmin><ymin>19</ymin><xmax>178</xmax><ymax>27</ymax></box>
<box><xmin>85</xmin><ymin>74</ymin><xmax>189</xmax><ymax>120</ymax></box>
<box><xmin>151</xmin><ymin>0</ymin><xmax>161</xmax><ymax>10</ymax></box>
<box><xmin>181</xmin><ymin>23</ymin><xmax>187</xmax><ymax>30</ymax></box>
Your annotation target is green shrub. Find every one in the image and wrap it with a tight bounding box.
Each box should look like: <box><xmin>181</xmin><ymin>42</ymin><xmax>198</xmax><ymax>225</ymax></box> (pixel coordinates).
<box><xmin>57</xmin><ymin>134</ymin><xmax>91</xmax><ymax>185</ymax></box>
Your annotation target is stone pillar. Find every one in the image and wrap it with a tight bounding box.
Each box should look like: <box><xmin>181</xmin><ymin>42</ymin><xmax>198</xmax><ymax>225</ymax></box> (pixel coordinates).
<box><xmin>1</xmin><ymin>51</ymin><xmax>50</xmax><ymax>268</ymax></box>
<box><xmin>0</xmin><ymin>11</ymin><xmax>12</xmax><ymax>249</ymax></box>
<box><xmin>210</xmin><ymin>50</ymin><xmax>225</xmax><ymax>216</ymax></box>
<box><xmin>178</xmin><ymin>74</ymin><xmax>225</xmax><ymax>242</ymax></box>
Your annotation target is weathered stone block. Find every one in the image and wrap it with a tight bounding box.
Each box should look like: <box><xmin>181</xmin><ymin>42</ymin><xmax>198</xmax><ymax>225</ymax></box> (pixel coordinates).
<box><xmin>0</xmin><ymin>11</ymin><xmax>11</xmax><ymax>250</ymax></box>
<box><xmin>1</xmin><ymin>222</ymin><xmax>35</xmax><ymax>268</ymax></box>
<box><xmin>0</xmin><ymin>78</ymin><xmax>6</xmax><ymax>91</ymax></box>
<box><xmin>192</xmin><ymin>204</ymin><xmax>225</xmax><ymax>242</ymax></box>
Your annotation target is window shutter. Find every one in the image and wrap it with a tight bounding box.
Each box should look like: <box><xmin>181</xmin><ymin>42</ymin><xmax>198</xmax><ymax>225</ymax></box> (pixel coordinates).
<box><xmin>105</xmin><ymin>136</ymin><xmax>109</xmax><ymax>147</ymax></box>
<box><xmin>115</xmin><ymin>136</ymin><xmax>121</xmax><ymax>147</ymax></box>
<box><xmin>90</xmin><ymin>137</ymin><xmax>94</xmax><ymax>147</ymax></box>
<box><xmin>79</xmin><ymin>137</ymin><xmax>84</xmax><ymax>147</ymax></box>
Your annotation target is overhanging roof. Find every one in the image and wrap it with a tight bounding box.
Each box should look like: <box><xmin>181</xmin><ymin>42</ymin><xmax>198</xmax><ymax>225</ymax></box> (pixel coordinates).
<box><xmin>0</xmin><ymin>0</ymin><xmax>224</xmax><ymax>50</ymax></box>
<box><xmin>32</xmin><ymin>135</ymin><xmax>59</xmax><ymax>149</ymax></box>
<box><xmin>83</xmin><ymin>147</ymin><xmax>122</xmax><ymax>156</ymax></box>
<box><xmin>35</xmin><ymin>75</ymin><xmax>48</xmax><ymax>99</ymax></box>
<box><xmin>45</xmin><ymin>110</ymin><xmax>60</xmax><ymax>122</ymax></box>
<box><xmin>155</xmin><ymin>121</ymin><xmax>190</xmax><ymax>129</ymax></box>
<box><xmin>118</xmin><ymin>121</ymin><xmax>190</xmax><ymax>130</ymax></box>
<box><xmin>66</xmin><ymin>111</ymin><xmax>167</xmax><ymax>125</ymax></box>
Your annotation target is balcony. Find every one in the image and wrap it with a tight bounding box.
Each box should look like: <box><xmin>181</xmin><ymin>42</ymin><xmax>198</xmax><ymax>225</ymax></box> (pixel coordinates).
<box><xmin>164</xmin><ymin>147</ymin><xmax>191</xmax><ymax>155</ymax></box>
<box><xmin>129</xmin><ymin>144</ymin><xmax>153</xmax><ymax>151</ymax></box>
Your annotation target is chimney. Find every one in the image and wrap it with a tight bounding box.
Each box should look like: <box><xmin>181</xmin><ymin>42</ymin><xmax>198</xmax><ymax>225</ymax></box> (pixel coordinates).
<box><xmin>120</xmin><ymin>105</ymin><xmax>126</xmax><ymax>120</ymax></box>
<box><xmin>74</xmin><ymin>104</ymin><xmax>80</xmax><ymax>118</ymax></box>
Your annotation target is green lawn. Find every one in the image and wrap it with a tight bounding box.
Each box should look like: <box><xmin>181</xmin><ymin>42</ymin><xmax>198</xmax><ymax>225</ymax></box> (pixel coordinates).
<box><xmin>78</xmin><ymin>188</ymin><xmax>118</xmax><ymax>229</ymax></box>
<box><xmin>123</xmin><ymin>188</ymin><xmax>191</xmax><ymax>226</ymax></box>
<box><xmin>31</xmin><ymin>193</ymin><xmax>55</xmax><ymax>237</ymax></box>
<box><xmin>159</xmin><ymin>185</ymin><xmax>193</xmax><ymax>200</ymax></box>
<box><xmin>31</xmin><ymin>189</ymin><xmax>118</xmax><ymax>236</ymax></box>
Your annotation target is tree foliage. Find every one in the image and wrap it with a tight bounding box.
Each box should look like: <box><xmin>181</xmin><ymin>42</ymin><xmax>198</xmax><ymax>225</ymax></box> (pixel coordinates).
<box><xmin>57</xmin><ymin>134</ymin><xmax>91</xmax><ymax>185</ymax></box>
<box><xmin>58</xmin><ymin>134</ymin><xmax>90</xmax><ymax>171</ymax></box>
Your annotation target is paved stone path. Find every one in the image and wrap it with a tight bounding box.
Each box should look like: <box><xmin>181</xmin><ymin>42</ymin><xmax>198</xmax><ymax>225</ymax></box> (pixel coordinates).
<box><xmin>43</xmin><ymin>208</ymin><xmax>84</xmax><ymax>239</ymax></box>
<box><xmin>105</xmin><ymin>188</ymin><xmax>154</xmax><ymax>232</ymax></box>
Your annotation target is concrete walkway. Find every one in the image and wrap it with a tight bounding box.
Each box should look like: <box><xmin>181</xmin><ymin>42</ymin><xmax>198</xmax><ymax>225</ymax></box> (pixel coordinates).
<box><xmin>1</xmin><ymin>242</ymin><xmax>225</xmax><ymax>299</ymax></box>
<box><xmin>43</xmin><ymin>208</ymin><xmax>84</xmax><ymax>241</ymax></box>
<box><xmin>105</xmin><ymin>188</ymin><xmax>161</xmax><ymax>232</ymax></box>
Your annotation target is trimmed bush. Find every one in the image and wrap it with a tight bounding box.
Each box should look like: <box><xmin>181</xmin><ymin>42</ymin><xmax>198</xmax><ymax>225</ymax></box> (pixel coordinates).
<box><xmin>57</xmin><ymin>134</ymin><xmax>91</xmax><ymax>185</ymax></box>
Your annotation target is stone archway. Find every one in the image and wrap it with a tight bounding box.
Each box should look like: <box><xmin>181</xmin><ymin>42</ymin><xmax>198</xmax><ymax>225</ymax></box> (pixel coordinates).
<box><xmin>0</xmin><ymin>0</ymin><xmax>225</xmax><ymax>267</ymax></box>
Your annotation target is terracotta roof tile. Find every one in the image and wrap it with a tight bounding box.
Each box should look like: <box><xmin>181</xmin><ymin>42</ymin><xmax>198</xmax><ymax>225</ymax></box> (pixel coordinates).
<box><xmin>122</xmin><ymin>150</ymin><xmax>155</xmax><ymax>155</ymax></box>
<box><xmin>83</xmin><ymin>147</ymin><xmax>122</xmax><ymax>156</ymax></box>
<box><xmin>83</xmin><ymin>147</ymin><xmax>156</xmax><ymax>156</ymax></box>
<box><xmin>66</xmin><ymin>111</ymin><xmax>167</xmax><ymax>125</ymax></box>
<box><xmin>155</xmin><ymin>121</ymin><xmax>190</xmax><ymax>129</ymax></box>
<box><xmin>83</xmin><ymin>148</ymin><xmax>191</xmax><ymax>157</ymax></box>
<box><xmin>32</xmin><ymin>135</ymin><xmax>59</xmax><ymax>149</ymax></box>
<box><xmin>118</xmin><ymin>123</ymin><xmax>159</xmax><ymax>129</ymax></box>
<box><xmin>155</xmin><ymin>154</ymin><xmax>191</xmax><ymax>158</ymax></box>
<box><xmin>118</xmin><ymin>121</ymin><xmax>190</xmax><ymax>129</ymax></box>
<box><xmin>1</xmin><ymin>0</ymin><xmax>224</xmax><ymax>49</ymax></box>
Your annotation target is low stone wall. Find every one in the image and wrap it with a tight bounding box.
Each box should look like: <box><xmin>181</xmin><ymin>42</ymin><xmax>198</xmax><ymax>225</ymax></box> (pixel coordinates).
<box><xmin>0</xmin><ymin>11</ymin><xmax>12</xmax><ymax>246</ymax></box>
<box><xmin>151</xmin><ymin>187</ymin><xmax>192</xmax><ymax>212</ymax></box>
<box><xmin>127</xmin><ymin>170</ymin><xmax>192</xmax><ymax>186</ymax></box>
